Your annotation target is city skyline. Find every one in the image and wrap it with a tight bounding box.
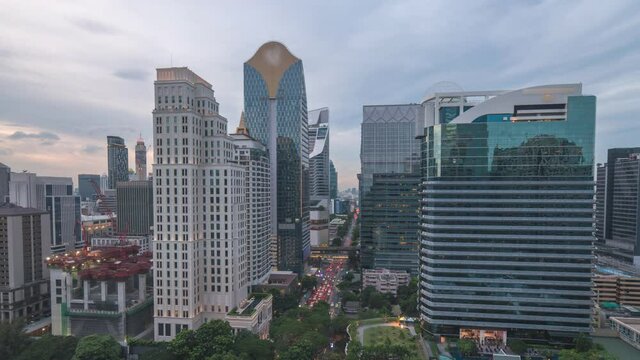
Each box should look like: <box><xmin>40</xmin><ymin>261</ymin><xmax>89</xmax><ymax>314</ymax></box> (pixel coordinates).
<box><xmin>1</xmin><ymin>0</ymin><xmax>640</xmax><ymax>189</ymax></box>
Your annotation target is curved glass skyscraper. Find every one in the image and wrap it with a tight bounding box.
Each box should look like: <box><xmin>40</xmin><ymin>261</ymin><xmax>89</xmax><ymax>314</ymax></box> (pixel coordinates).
<box><xmin>419</xmin><ymin>84</ymin><xmax>596</xmax><ymax>340</ymax></box>
<box><xmin>244</xmin><ymin>42</ymin><xmax>309</xmax><ymax>274</ymax></box>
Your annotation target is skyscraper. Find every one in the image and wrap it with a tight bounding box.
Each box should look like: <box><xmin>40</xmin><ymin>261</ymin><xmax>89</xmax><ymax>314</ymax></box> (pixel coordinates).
<box><xmin>107</xmin><ymin>136</ymin><xmax>128</xmax><ymax>189</ymax></box>
<box><xmin>0</xmin><ymin>162</ymin><xmax>9</xmax><ymax>204</ymax></box>
<box><xmin>0</xmin><ymin>203</ymin><xmax>51</xmax><ymax>322</ymax></box>
<box><xmin>243</xmin><ymin>41</ymin><xmax>310</xmax><ymax>274</ymax></box>
<box><xmin>78</xmin><ymin>174</ymin><xmax>100</xmax><ymax>201</ymax></box>
<box><xmin>152</xmin><ymin>67</ymin><xmax>271</xmax><ymax>340</ymax></box>
<box><xmin>595</xmin><ymin>148</ymin><xmax>640</xmax><ymax>265</ymax></box>
<box><xmin>135</xmin><ymin>136</ymin><xmax>147</xmax><ymax>180</ymax></box>
<box><xmin>419</xmin><ymin>84</ymin><xmax>595</xmax><ymax>340</ymax></box>
<box><xmin>330</xmin><ymin>160</ymin><xmax>337</xmax><ymax>200</ymax></box>
<box><xmin>308</xmin><ymin>108</ymin><xmax>330</xmax><ymax>205</ymax></box>
<box><xmin>359</xmin><ymin>104</ymin><xmax>423</xmax><ymax>274</ymax></box>
<box><xmin>9</xmin><ymin>173</ymin><xmax>81</xmax><ymax>253</ymax></box>
<box><xmin>116</xmin><ymin>180</ymin><xmax>153</xmax><ymax>236</ymax></box>
<box><xmin>231</xmin><ymin>114</ymin><xmax>272</xmax><ymax>285</ymax></box>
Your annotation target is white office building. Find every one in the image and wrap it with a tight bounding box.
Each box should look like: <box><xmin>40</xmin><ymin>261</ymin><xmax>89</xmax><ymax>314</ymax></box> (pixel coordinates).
<box><xmin>231</xmin><ymin>115</ymin><xmax>271</xmax><ymax>286</ymax></box>
<box><xmin>152</xmin><ymin>67</ymin><xmax>270</xmax><ymax>340</ymax></box>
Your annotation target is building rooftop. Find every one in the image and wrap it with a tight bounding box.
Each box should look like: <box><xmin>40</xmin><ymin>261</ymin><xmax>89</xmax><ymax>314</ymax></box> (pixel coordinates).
<box><xmin>0</xmin><ymin>203</ymin><xmax>46</xmax><ymax>216</ymax></box>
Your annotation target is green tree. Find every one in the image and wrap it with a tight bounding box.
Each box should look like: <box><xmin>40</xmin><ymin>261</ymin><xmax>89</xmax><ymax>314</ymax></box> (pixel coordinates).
<box><xmin>574</xmin><ymin>333</ymin><xmax>593</xmax><ymax>353</ymax></box>
<box><xmin>232</xmin><ymin>330</ymin><xmax>274</xmax><ymax>360</ymax></box>
<box><xmin>139</xmin><ymin>347</ymin><xmax>178</xmax><ymax>360</ymax></box>
<box><xmin>0</xmin><ymin>320</ymin><xmax>29</xmax><ymax>360</ymax></box>
<box><xmin>72</xmin><ymin>335</ymin><xmax>121</xmax><ymax>360</ymax></box>
<box><xmin>367</xmin><ymin>292</ymin><xmax>390</xmax><ymax>310</ymax></box>
<box><xmin>508</xmin><ymin>339</ymin><xmax>528</xmax><ymax>355</ymax></box>
<box><xmin>16</xmin><ymin>335</ymin><xmax>78</xmax><ymax>360</ymax></box>
<box><xmin>169</xmin><ymin>320</ymin><xmax>235</xmax><ymax>360</ymax></box>
<box><xmin>301</xmin><ymin>275</ymin><xmax>318</xmax><ymax>292</ymax></box>
<box><xmin>279</xmin><ymin>339</ymin><xmax>314</xmax><ymax>360</ymax></box>
<box><xmin>343</xmin><ymin>272</ymin><xmax>354</xmax><ymax>282</ymax></box>
<box><xmin>458</xmin><ymin>339</ymin><xmax>476</xmax><ymax>356</ymax></box>
<box><xmin>346</xmin><ymin>339</ymin><xmax>363</xmax><ymax>360</ymax></box>
<box><xmin>332</xmin><ymin>237</ymin><xmax>343</xmax><ymax>247</ymax></box>
<box><xmin>361</xmin><ymin>343</ymin><xmax>411</xmax><ymax>360</ymax></box>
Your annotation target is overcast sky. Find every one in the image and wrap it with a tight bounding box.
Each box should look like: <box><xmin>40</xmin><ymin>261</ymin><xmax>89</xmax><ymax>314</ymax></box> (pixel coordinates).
<box><xmin>1</xmin><ymin>0</ymin><xmax>639</xmax><ymax>189</ymax></box>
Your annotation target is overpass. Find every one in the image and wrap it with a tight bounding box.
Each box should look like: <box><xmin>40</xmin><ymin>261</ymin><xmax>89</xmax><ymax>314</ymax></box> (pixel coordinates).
<box><xmin>311</xmin><ymin>246</ymin><xmax>358</xmax><ymax>257</ymax></box>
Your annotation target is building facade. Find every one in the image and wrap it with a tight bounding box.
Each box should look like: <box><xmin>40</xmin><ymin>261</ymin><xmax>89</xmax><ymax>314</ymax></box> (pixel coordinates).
<box><xmin>595</xmin><ymin>149</ymin><xmax>640</xmax><ymax>265</ymax></box>
<box><xmin>419</xmin><ymin>84</ymin><xmax>595</xmax><ymax>339</ymax></box>
<box><xmin>107</xmin><ymin>136</ymin><xmax>129</xmax><ymax>189</ymax></box>
<box><xmin>152</xmin><ymin>67</ymin><xmax>269</xmax><ymax>341</ymax></box>
<box><xmin>360</xmin><ymin>173</ymin><xmax>420</xmax><ymax>274</ymax></box>
<box><xmin>362</xmin><ymin>268</ymin><xmax>410</xmax><ymax>295</ymax></box>
<box><xmin>0</xmin><ymin>204</ymin><xmax>51</xmax><ymax>322</ymax></box>
<box><xmin>135</xmin><ymin>137</ymin><xmax>148</xmax><ymax>180</ymax></box>
<box><xmin>243</xmin><ymin>41</ymin><xmax>310</xmax><ymax>274</ymax></box>
<box><xmin>330</xmin><ymin>160</ymin><xmax>337</xmax><ymax>201</ymax></box>
<box><xmin>116</xmin><ymin>180</ymin><xmax>153</xmax><ymax>236</ymax></box>
<box><xmin>231</xmin><ymin>117</ymin><xmax>272</xmax><ymax>286</ymax></box>
<box><xmin>10</xmin><ymin>173</ymin><xmax>81</xmax><ymax>253</ymax></box>
<box><xmin>359</xmin><ymin>104</ymin><xmax>423</xmax><ymax>274</ymax></box>
<box><xmin>0</xmin><ymin>163</ymin><xmax>9</xmax><ymax>204</ymax></box>
<box><xmin>308</xmin><ymin>107</ymin><xmax>330</xmax><ymax>205</ymax></box>
<box><xmin>78</xmin><ymin>174</ymin><xmax>100</xmax><ymax>201</ymax></box>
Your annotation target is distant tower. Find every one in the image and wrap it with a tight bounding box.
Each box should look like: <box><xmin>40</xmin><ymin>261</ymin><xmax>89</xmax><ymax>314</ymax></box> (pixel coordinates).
<box><xmin>243</xmin><ymin>41</ymin><xmax>310</xmax><ymax>274</ymax></box>
<box><xmin>107</xmin><ymin>136</ymin><xmax>128</xmax><ymax>189</ymax></box>
<box><xmin>135</xmin><ymin>135</ymin><xmax>147</xmax><ymax>180</ymax></box>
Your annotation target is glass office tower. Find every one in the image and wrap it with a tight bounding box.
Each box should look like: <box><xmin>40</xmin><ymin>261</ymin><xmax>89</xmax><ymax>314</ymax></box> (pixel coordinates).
<box><xmin>243</xmin><ymin>42</ymin><xmax>310</xmax><ymax>274</ymax></box>
<box><xmin>360</xmin><ymin>104</ymin><xmax>423</xmax><ymax>274</ymax></box>
<box><xmin>419</xmin><ymin>84</ymin><xmax>595</xmax><ymax>340</ymax></box>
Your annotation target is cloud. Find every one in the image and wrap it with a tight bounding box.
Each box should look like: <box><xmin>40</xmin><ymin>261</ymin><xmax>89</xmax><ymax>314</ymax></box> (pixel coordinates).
<box><xmin>113</xmin><ymin>68</ymin><xmax>148</xmax><ymax>81</ymax></box>
<box><xmin>0</xmin><ymin>148</ymin><xmax>12</xmax><ymax>156</ymax></box>
<box><xmin>8</xmin><ymin>131</ymin><xmax>59</xmax><ymax>143</ymax></box>
<box><xmin>69</xmin><ymin>18</ymin><xmax>119</xmax><ymax>35</ymax></box>
<box><xmin>81</xmin><ymin>144</ymin><xmax>102</xmax><ymax>154</ymax></box>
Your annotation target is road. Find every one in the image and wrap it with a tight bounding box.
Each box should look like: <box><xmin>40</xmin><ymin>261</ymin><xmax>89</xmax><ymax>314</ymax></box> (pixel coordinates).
<box><xmin>306</xmin><ymin>258</ymin><xmax>346</xmax><ymax>312</ymax></box>
<box><xmin>342</xmin><ymin>211</ymin><xmax>357</xmax><ymax>248</ymax></box>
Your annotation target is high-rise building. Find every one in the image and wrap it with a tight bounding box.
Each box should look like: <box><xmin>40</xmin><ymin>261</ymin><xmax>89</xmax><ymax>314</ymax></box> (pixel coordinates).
<box><xmin>360</xmin><ymin>173</ymin><xmax>420</xmax><ymax>274</ymax></box>
<box><xmin>231</xmin><ymin>114</ymin><xmax>271</xmax><ymax>286</ymax></box>
<box><xmin>10</xmin><ymin>173</ymin><xmax>81</xmax><ymax>253</ymax></box>
<box><xmin>359</xmin><ymin>104</ymin><xmax>423</xmax><ymax>274</ymax></box>
<box><xmin>330</xmin><ymin>160</ymin><xmax>337</xmax><ymax>200</ymax></box>
<box><xmin>0</xmin><ymin>162</ymin><xmax>10</xmax><ymax>204</ymax></box>
<box><xmin>99</xmin><ymin>174</ymin><xmax>109</xmax><ymax>193</ymax></box>
<box><xmin>152</xmin><ymin>67</ymin><xmax>271</xmax><ymax>340</ymax></box>
<box><xmin>116</xmin><ymin>180</ymin><xmax>153</xmax><ymax>236</ymax></box>
<box><xmin>308</xmin><ymin>108</ymin><xmax>330</xmax><ymax>205</ymax></box>
<box><xmin>135</xmin><ymin>136</ymin><xmax>148</xmax><ymax>180</ymax></box>
<box><xmin>243</xmin><ymin>41</ymin><xmax>310</xmax><ymax>274</ymax></box>
<box><xmin>595</xmin><ymin>148</ymin><xmax>640</xmax><ymax>265</ymax></box>
<box><xmin>419</xmin><ymin>84</ymin><xmax>595</xmax><ymax>340</ymax></box>
<box><xmin>78</xmin><ymin>174</ymin><xmax>100</xmax><ymax>201</ymax></box>
<box><xmin>0</xmin><ymin>203</ymin><xmax>51</xmax><ymax>322</ymax></box>
<box><xmin>107</xmin><ymin>136</ymin><xmax>129</xmax><ymax>189</ymax></box>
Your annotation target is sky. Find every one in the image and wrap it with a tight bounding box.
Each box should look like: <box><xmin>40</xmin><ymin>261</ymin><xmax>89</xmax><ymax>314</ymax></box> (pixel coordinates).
<box><xmin>0</xmin><ymin>0</ymin><xmax>639</xmax><ymax>190</ymax></box>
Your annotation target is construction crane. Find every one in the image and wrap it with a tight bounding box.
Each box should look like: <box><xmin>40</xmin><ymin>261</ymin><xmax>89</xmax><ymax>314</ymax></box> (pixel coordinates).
<box><xmin>88</xmin><ymin>179</ymin><xmax>129</xmax><ymax>245</ymax></box>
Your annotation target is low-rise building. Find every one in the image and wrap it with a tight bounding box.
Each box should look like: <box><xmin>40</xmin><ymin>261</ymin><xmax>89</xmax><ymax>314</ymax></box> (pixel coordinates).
<box><xmin>610</xmin><ymin>317</ymin><xmax>640</xmax><ymax>350</ymax></box>
<box><xmin>47</xmin><ymin>245</ymin><xmax>153</xmax><ymax>342</ymax></box>
<box><xmin>91</xmin><ymin>236</ymin><xmax>150</xmax><ymax>253</ymax></box>
<box><xmin>226</xmin><ymin>293</ymin><xmax>272</xmax><ymax>339</ymax></box>
<box><xmin>255</xmin><ymin>271</ymin><xmax>299</xmax><ymax>295</ymax></box>
<box><xmin>594</xmin><ymin>273</ymin><xmax>640</xmax><ymax>307</ymax></box>
<box><xmin>362</xmin><ymin>268</ymin><xmax>410</xmax><ymax>295</ymax></box>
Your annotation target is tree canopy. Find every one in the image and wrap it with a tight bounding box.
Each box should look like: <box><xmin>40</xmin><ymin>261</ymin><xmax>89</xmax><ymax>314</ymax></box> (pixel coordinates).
<box><xmin>72</xmin><ymin>334</ymin><xmax>121</xmax><ymax>360</ymax></box>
